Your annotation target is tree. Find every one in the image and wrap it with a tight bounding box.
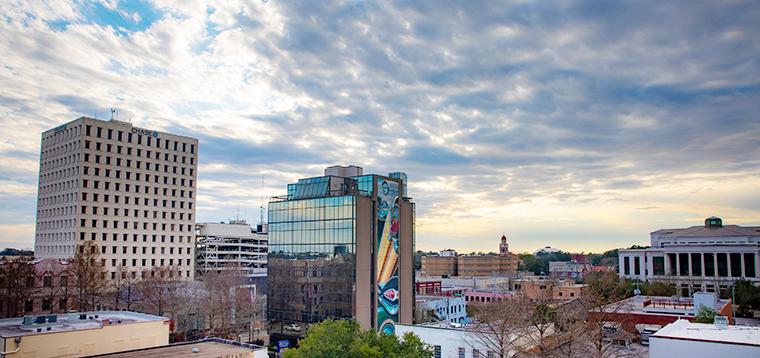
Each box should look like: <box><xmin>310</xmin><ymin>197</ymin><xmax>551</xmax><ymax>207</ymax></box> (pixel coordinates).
<box><xmin>732</xmin><ymin>279</ymin><xmax>760</xmax><ymax>318</ymax></box>
<box><xmin>137</xmin><ymin>266</ymin><xmax>184</xmax><ymax>317</ymax></box>
<box><xmin>72</xmin><ymin>241</ymin><xmax>108</xmax><ymax>311</ymax></box>
<box><xmin>200</xmin><ymin>270</ymin><xmax>240</xmax><ymax>338</ymax></box>
<box><xmin>640</xmin><ymin>281</ymin><xmax>676</xmax><ymax>297</ymax></box>
<box><xmin>0</xmin><ymin>257</ymin><xmax>36</xmax><ymax>317</ymax></box>
<box><xmin>693</xmin><ymin>306</ymin><xmax>717</xmax><ymax>323</ymax></box>
<box><xmin>580</xmin><ymin>273</ymin><xmax>634</xmax><ymax>358</ymax></box>
<box><xmin>468</xmin><ymin>295</ymin><xmax>538</xmax><ymax>358</ymax></box>
<box><xmin>112</xmin><ymin>265</ymin><xmax>138</xmax><ymax>311</ymax></box>
<box><xmin>282</xmin><ymin>319</ymin><xmax>433</xmax><ymax>358</ymax></box>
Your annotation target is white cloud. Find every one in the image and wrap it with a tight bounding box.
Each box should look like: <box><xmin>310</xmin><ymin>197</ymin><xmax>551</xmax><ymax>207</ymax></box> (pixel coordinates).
<box><xmin>1</xmin><ymin>0</ymin><xmax>759</xmax><ymax>252</ymax></box>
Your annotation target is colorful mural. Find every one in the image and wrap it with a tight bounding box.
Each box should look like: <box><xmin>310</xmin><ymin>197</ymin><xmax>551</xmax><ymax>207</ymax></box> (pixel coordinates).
<box><xmin>376</xmin><ymin>178</ymin><xmax>400</xmax><ymax>334</ymax></box>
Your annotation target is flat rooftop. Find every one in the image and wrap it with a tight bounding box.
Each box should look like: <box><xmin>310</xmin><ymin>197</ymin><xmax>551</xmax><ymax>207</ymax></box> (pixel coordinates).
<box><xmin>0</xmin><ymin>311</ymin><xmax>167</xmax><ymax>338</ymax></box>
<box><xmin>94</xmin><ymin>341</ymin><xmax>263</xmax><ymax>358</ymax></box>
<box><xmin>597</xmin><ymin>295</ymin><xmax>730</xmax><ymax>316</ymax></box>
<box><xmin>652</xmin><ymin>319</ymin><xmax>760</xmax><ymax>346</ymax></box>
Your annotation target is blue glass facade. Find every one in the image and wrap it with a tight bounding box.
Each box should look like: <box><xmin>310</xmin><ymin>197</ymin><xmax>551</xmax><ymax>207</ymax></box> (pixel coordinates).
<box><xmin>269</xmin><ymin>196</ymin><xmax>356</xmax><ymax>257</ymax></box>
<box><xmin>268</xmin><ymin>195</ymin><xmax>358</xmax><ymax>326</ymax></box>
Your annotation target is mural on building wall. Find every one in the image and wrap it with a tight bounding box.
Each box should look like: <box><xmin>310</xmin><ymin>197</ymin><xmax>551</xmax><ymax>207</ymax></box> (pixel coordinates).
<box><xmin>376</xmin><ymin>178</ymin><xmax>400</xmax><ymax>334</ymax></box>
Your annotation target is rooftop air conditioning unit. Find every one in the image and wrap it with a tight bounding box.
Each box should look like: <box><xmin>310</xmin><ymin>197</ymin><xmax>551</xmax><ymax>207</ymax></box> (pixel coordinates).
<box><xmin>22</xmin><ymin>316</ymin><xmax>34</xmax><ymax>326</ymax></box>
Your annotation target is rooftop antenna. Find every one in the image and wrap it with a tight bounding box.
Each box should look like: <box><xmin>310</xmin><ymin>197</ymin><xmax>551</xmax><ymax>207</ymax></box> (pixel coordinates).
<box><xmin>110</xmin><ymin>107</ymin><xmax>118</xmax><ymax>121</ymax></box>
<box><xmin>259</xmin><ymin>175</ymin><xmax>265</xmax><ymax>225</ymax></box>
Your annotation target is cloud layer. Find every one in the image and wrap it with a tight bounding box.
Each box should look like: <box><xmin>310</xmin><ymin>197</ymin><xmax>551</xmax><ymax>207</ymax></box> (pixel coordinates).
<box><xmin>1</xmin><ymin>0</ymin><xmax>759</xmax><ymax>253</ymax></box>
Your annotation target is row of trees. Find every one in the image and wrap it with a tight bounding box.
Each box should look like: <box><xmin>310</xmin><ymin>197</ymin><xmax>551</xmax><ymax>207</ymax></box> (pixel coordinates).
<box><xmin>0</xmin><ymin>241</ymin><xmax>264</xmax><ymax>343</ymax></box>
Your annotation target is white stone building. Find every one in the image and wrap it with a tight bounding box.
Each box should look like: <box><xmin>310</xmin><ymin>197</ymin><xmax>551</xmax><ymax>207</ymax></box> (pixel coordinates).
<box><xmin>195</xmin><ymin>220</ymin><xmax>268</xmax><ymax>282</ymax></box>
<box><xmin>618</xmin><ymin>217</ymin><xmax>760</xmax><ymax>296</ymax></box>
<box><xmin>416</xmin><ymin>295</ymin><xmax>467</xmax><ymax>324</ymax></box>
<box><xmin>34</xmin><ymin>117</ymin><xmax>198</xmax><ymax>280</ymax></box>
<box><xmin>396</xmin><ymin>322</ymin><xmax>550</xmax><ymax>358</ymax></box>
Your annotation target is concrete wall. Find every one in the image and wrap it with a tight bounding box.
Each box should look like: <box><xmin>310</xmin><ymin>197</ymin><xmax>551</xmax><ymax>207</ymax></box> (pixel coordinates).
<box><xmin>399</xmin><ymin>200</ymin><xmax>415</xmax><ymax>325</ymax></box>
<box><xmin>1</xmin><ymin>320</ymin><xmax>169</xmax><ymax>357</ymax></box>
<box><xmin>395</xmin><ymin>324</ymin><xmax>492</xmax><ymax>358</ymax></box>
<box><xmin>650</xmin><ymin>336</ymin><xmax>760</xmax><ymax>358</ymax></box>
<box><xmin>355</xmin><ymin>196</ymin><xmax>373</xmax><ymax>331</ymax></box>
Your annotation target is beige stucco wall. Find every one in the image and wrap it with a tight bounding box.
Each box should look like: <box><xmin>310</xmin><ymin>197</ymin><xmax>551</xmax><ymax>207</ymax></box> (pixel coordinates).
<box><xmin>1</xmin><ymin>320</ymin><xmax>169</xmax><ymax>357</ymax></box>
<box><xmin>398</xmin><ymin>200</ymin><xmax>414</xmax><ymax>325</ymax></box>
<box><xmin>354</xmin><ymin>196</ymin><xmax>373</xmax><ymax>331</ymax></box>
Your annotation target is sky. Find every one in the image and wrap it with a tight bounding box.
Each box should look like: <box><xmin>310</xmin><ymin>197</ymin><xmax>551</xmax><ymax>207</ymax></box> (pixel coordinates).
<box><xmin>1</xmin><ymin>0</ymin><xmax>760</xmax><ymax>254</ymax></box>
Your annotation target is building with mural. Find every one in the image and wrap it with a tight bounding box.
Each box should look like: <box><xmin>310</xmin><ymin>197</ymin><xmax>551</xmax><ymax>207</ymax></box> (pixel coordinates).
<box><xmin>266</xmin><ymin>166</ymin><xmax>414</xmax><ymax>339</ymax></box>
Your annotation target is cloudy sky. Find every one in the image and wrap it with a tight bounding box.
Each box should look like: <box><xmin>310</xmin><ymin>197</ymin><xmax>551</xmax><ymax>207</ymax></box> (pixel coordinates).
<box><xmin>1</xmin><ymin>0</ymin><xmax>759</xmax><ymax>254</ymax></box>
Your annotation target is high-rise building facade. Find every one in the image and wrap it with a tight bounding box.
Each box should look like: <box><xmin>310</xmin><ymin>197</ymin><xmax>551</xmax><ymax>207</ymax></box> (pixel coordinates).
<box><xmin>34</xmin><ymin>117</ymin><xmax>198</xmax><ymax>280</ymax></box>
<box><xmin>267</xmin><ymin>166</ymin><xmax>414</xmax><ymax>335</ymax></box>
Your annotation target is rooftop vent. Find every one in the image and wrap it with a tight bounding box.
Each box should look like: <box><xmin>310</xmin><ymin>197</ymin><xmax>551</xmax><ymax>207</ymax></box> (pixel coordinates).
<box><xmin>705</xmin><ymin>216</ymin><xmax>722</xmax><ymax>228</ymax></box>
<box><xmin>714</xmin><ymin>315</ymin><xmax>729</xmax><ymax>328</ymax></box>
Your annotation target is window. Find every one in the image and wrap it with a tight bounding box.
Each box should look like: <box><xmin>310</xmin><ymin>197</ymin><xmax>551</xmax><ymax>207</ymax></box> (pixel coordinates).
<box><xmin>43</xmin><ymin>276</ymin><xmax>52</xmax><ymax>287</ymax></box>
<box><xmin>434</xmin><ymin>346</ymin><xmax>441</xmax><ymax>358</ymax></box>
<box><xmin>653</xmin><ymin>256</ymin><xmax>665</xmax><ymax>276</ymax></box>
<box><xmin>473</xmin><ymin>349</ymin><xmax>480</xmax><ymax>358</ymax></box>
<box><xmin>458</xmin><ymin>347</ymin><xmax>465</xmax><ymax>358</ymax></box>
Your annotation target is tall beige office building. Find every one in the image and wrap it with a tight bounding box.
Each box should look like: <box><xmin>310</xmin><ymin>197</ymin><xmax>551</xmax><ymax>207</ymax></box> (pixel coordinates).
<box><xmin>34</xmin><ymin>117</ymin><xmax>198</xmax><ymax>280</ymax></box>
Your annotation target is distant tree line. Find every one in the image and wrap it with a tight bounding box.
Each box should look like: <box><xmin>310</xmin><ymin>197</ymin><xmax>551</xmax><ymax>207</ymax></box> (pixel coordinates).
<box><xmin>0</xmin><ymin>248</ymin><xmax>34</xmax><ymax>256</ymax></box>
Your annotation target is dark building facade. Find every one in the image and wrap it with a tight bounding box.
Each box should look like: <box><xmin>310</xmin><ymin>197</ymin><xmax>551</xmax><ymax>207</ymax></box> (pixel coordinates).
<box><xmin>267</xmin><ymin>166</ymin><xmax>414</xmax><ymax>335</ymax></box>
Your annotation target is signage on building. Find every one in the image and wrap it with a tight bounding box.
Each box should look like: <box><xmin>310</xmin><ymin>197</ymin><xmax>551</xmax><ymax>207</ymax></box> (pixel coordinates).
<box><xmin>131</xmin><ymin>127</ymin><xmax>159</xmax><ymax>138</ymax></box>
<box><xmin>276</xmin><ymin>340</ymin><xmax>290</xmax><ymax>352</ymax></box>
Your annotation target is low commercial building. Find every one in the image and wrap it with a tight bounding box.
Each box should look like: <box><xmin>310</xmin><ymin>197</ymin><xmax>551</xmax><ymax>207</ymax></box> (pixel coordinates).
<box><xmin>416</xmin><ymin>295</ymin><xmax>467</xmax><ymax>324</ymax></box>
<box><xmin>588</xmin><ymin>292</ymin><xmax>733</xmax><ymax>333</ymax></box>
<box><xmin>415</xmin><ymin>280</ymin><xmax>442</xmax><ymax>295</ymax></box>
<box><xmin>549</xmin><ymin>261</ymin><xmax>591</xmax><ymax>280</ymax></box>
<box><xmin>552</xmin><ymin>283</ymin><xmax>588</xmax><ymax>301</ymax></box>
<box><xmin>464</xmin><ymin>291</ymin><xmax>513</xmax><ymax>304</ymax></box>
<box><xmin>650</xmin><ymin>319</ymin><xmax>760</xmax><ymax>358</ymax></box>
<box><xmin>618</xmin><ymin>217</ymin><xmax>760</xmax><ymax>296</ymax></box>
<box><xmin>512</xmin><ymin>277</ymin><xmax>562</xmax><ymax>301</ymax></box>
<box><xmin>0</xmin><ymin>311</ymin><xmax>169</xmax><ymax>357</ymax></box>
<box><xmin>94</xmin><ymin>337</ymin><xmax>267</xmax><ymax>358</ymax></box>
<box><xmin>195</xmin><ymin>220</ymin><xmax>268</xmax><ymax>286</ymax></box>
<box><xmin>0</xmin><ymin>258</ymin><xmax>75</xmax><ymax>318</ymax></box>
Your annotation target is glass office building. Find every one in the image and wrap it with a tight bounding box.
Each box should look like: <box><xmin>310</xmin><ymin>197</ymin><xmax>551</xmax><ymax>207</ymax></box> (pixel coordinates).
<box><xmin>268</xmin><ymin>166</ymin><xmax>414</xmax><ymax>338</ymax></box>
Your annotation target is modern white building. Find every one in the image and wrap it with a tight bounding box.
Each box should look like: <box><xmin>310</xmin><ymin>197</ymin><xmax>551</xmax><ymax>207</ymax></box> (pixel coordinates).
<box><xmin>396</xmin><ymin>322</ymin><xmax>549</xmax><ymax>358</ymax></box>
<box><xmin>618</xmin><ymin>217</ymin><xmax>760</xmax><ymax>296</ymax></box>
<box><xmin>34</xmin><ymin>117</ymin><xmax>198</xmax><ymax>280</ymax></box>
<box><xmin>195</xmin><ymin>220</ymin><xmax>268</xmax><ymax>282</ymax></box>
<box><xmin>650</xmin><ymin>319</ymin><xmax>760</xmax><ymax>358</ymax></box>
<box><xmin>416</xmin><ymin>295</ymin><xmax>467</xmax><ymax>324</ymax></box>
